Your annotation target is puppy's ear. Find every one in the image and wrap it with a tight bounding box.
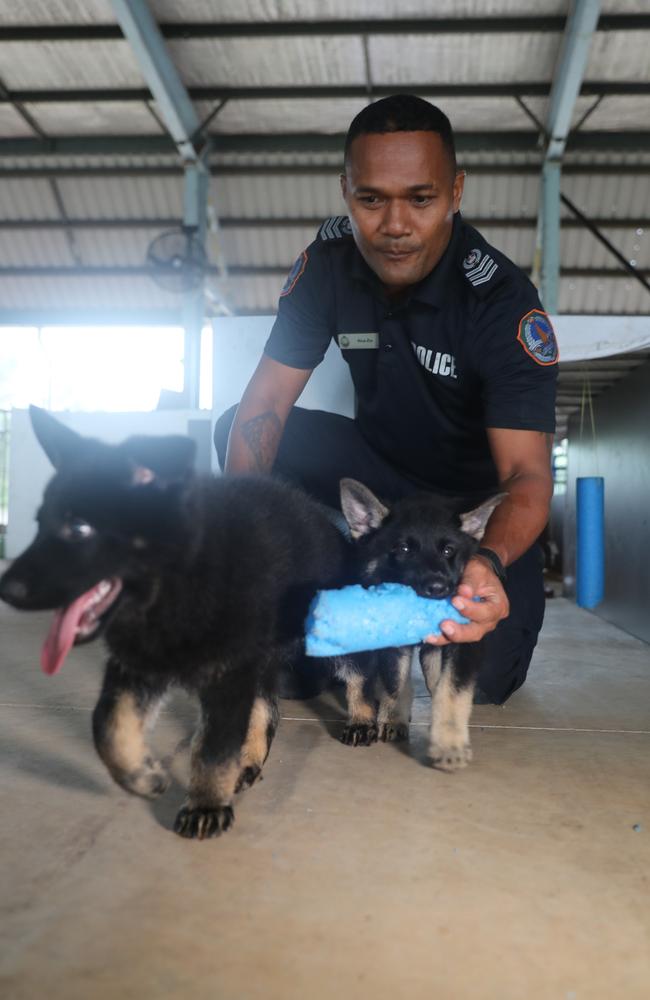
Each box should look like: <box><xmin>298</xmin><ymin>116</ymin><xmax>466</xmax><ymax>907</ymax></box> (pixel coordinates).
<box><xmin>339</xmin><ymin>478</ymin><xmax>389</xmax><ymax>539</ymax></box>
<box><xmin>29</xmin><ymin>405</ymin><xmax>83</xmax><ymax>471</ymax></box>
<box><xmin>122</xmin><ymin>434</ymin><xmax>196</xmax><ymax>487</ymax></box>
<box><xmin>460</xmin><ymin>493</ymin><xmax>508</xmax><ymax>540</ymax></box>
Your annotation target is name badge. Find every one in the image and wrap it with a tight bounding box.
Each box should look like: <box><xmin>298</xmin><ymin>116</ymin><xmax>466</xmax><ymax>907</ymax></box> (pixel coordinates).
<box><xmin>337</xmin><ymin>332</ymin><xmax>379</xmax><ymax>350</ymax></box>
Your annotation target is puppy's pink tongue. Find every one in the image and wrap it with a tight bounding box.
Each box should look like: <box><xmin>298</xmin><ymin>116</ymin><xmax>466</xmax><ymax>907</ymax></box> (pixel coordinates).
<box><xmin>41</xmin><ymin>592</ymin><xmax>93</xmax><ymax>675</ymax></box>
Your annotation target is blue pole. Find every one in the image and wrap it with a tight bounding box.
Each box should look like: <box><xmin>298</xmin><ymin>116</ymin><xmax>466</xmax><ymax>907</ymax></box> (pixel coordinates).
<box><xmin>576</xmin><ymin>476</ymin><xmax>605</xmax><ymax>609</ymax></box>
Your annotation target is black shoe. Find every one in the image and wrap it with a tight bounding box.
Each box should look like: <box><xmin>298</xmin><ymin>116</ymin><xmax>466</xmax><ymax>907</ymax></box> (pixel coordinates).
<box><xmin>473</xmin><ymin>686</ymin><xmax>495</xmax><ymax>705</ymax></box>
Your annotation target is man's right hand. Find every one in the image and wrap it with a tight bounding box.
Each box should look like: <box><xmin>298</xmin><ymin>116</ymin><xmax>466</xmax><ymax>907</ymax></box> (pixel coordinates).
<box><xmin>224</xmin><ymin>355</ymin><xmax>313</xmax><ymax>474</ymax></box>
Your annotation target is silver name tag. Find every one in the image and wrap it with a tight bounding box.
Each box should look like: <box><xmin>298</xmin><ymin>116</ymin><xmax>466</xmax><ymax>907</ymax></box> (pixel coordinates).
<box><xmin>337</xmin><ymin>332</ymin><xmax>379</xmax><ymax>350</ymax></box>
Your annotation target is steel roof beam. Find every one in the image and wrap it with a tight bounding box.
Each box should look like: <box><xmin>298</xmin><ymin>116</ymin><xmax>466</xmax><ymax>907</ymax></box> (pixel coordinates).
<box><xmin>0</xmin><ymin>162</ymin><xmax>646</xmax><ymax>179</ymax></box>
<box><xmin>546</xmin><ymin>2</ymin><xmax>603</xmax><ymax>162</ymax></box>
<box><xmin>540</xmin><ymin>0</ymin><xmax>602</xmax><ymax>312</ymax></box>
<box><xmin>1</xmin><ymin>131</ymin><xmax>650</xmax><ymax>158</ymax></box>
<box><xmin>110</xmin><ymin>0</ymin><xmax>201</xmax><ymax>160</ymax></box>
<box><xmin>0</xmin><ymin>216</ymin><xmax>646</xmax><ymax>232</ymax></box>
<box><xmin>3</xmin><ymin>81</ymin><xmax>649</xmax><ymax>103</ymax></box>
<box><xmin>0</xmin><ymin>266</ymin><xmax>645</xmax><ymax>280</ymax></box>
<box><xmin>1</xmin><ymin>14</ymin><xmax>647</xmax><ymax>40</ymax></box>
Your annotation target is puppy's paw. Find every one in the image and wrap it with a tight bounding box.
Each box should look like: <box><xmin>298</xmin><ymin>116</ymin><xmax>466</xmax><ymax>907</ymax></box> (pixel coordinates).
<box><xmin>378</xmin><ymin>722</ymin><xmax>409</xmax><ymax>743</ymax></box>
<box><xmin>430</xmin><ymin>743</ymin><xmax>472</xmax><ymax>772</ymax></box>
<box><xmin>340</xmin><ymin>722</ymin><xmax>378</xmax><ymax>747</ymax></box>
<box><xmin>174</xmin><ymin>804</ymin><xmax>234</xmax><ymax>840</ymax></box>
<box><xmin>235</xmin><ymin>765</ymin><xmax>262</xmax><ymax>793</ymax></box>
<box><xmin>115</xmin><ymin>757</ymin><xmax>170</xmax><ymax>799</ymax></box>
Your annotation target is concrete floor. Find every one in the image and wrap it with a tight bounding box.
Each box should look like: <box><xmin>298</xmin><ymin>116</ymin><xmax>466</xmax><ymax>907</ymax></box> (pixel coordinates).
<box><xmin>1</xmin><ymin>595</ymin><xmax>649</xmax><ymax>1000</ymax></box>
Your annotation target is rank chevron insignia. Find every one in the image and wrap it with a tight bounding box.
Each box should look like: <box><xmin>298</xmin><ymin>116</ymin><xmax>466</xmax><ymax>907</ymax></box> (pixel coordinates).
<box><xmin>464</xmin><ymin>249</ymin><xmax>498</xmax><ymax>287</ymax></box>
<box><xmin>318</xmin><ymin>216</ymin><xmax>352</xmax><ymax>241</ymax></box>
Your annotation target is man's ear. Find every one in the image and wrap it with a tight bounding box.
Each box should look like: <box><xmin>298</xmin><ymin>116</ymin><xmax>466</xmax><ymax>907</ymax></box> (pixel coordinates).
<box><xmin>452</xmin><ymin>169</ymin><xmax>466</xmax><ymax>213</ymax></box>
<box><xmin>339</xmin><ymin>478</ymin><xmax>389</xmax><ymax>539</ymax></box>
<box><xmin>29</xmin><ymin>405</ymin><xmax>84</xmax><ymax>471</ymax></box>
<box><xmin>460</xmin><ymin>493</ymin><xmax>507</xmax><ymax>540</ymax></box>
<box><xmin>121</xmin><ymin>435</ymin><xmax>196</xmax><ymax>487</ymax></box>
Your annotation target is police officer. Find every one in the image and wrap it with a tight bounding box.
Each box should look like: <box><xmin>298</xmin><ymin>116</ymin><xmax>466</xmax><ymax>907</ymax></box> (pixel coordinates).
<box><xmin>214</xmin><ymin>95</ymin><xmax>558</xmax><ymax>705</ymax></box>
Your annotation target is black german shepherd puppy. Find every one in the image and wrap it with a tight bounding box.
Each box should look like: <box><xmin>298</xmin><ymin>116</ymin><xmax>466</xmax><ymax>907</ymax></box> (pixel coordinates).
<box><xmin>0</xmin><ymin>407</ymin><xmax>351</xmax><ymax>839</ymax></box>
<box><xmin>337</xmin><ymin>479</ymin><xmax>503</xmax><ymax>770</ymax></box>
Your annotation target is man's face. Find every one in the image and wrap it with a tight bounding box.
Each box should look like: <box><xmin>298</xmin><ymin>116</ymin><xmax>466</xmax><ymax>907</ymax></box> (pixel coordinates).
<box><xmin>341</xmin><ymin>131</ymin><xmax>465</xmax><ymax>295</ymax></box>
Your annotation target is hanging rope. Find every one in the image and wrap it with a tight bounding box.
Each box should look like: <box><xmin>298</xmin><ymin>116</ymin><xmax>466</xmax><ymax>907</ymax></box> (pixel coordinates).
<box><xmin>579</xmin><ymin>370</ymin><xmax>598</xmax><ymax>476</ymax></box>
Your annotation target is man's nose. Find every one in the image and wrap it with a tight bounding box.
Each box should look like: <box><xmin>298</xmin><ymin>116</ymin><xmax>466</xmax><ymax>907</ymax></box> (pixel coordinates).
<box><xmin>381</xmin><ymin>201</ymin><xmax>411</xmax><ymax>238</ymax></box>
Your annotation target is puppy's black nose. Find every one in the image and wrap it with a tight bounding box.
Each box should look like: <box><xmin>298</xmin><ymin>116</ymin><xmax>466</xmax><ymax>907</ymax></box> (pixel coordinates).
<box><xmin>421</xmin><ymin>578</ymin><xmax>449</xmax><ymax>598</ymax></box>
<box><xmin>0</xmin><ymin>576</ymin><xmax>29</xmax><ymax>606</ymax></box>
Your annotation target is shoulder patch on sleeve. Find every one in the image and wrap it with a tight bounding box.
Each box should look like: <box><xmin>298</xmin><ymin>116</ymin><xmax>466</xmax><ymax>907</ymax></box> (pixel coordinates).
<box><xmin>517</xmin><ymin>309</ymin><xmax>559</xmax><ymax>366</ymax></box>
<box><xmin>462</xmin><ymin>247</ymin><xmax>499</xmax><ymax>287</ymax></box>
<box><xmin>280</xmin><ymin>249</ymin><xmax>308</xmax><ymax>297</ymax></box>
<box><xmin>317</xmin><ymin>215</ymin><xmax>352</xmax><ymax>241</ymax></box>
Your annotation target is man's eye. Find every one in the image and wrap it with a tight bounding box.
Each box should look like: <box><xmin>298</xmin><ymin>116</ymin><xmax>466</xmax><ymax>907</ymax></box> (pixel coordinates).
<box><xmin>442</xmin><ymin>543</ymin><xmax>456</xmax><ymax>559</ymax></box>
<box><xmin>60</xmin><ymin>518</ymin><xmax>96</xmax><ymax>541</ymax></box>
<box><xmin>358</xmin><ymin>195</ymin><xmax>380</xmax><ymax>206</ymax></box>
<box><xmin>412</xmin><ymin>196</ymin><xmax>433</xmax><ymax>206</ymax></box>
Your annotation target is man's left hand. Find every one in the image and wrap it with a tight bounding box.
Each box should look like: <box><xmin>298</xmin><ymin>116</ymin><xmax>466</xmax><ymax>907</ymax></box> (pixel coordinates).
<box><xmin>424</xmin><ymin>555</ymin><xmax>510</xmax><ymax>646</ymax></box>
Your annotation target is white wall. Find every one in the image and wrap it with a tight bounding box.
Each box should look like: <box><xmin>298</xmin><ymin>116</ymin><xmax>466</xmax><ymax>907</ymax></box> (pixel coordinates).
<box><xmin>6</xmin><ymin>409</ymin><xmax>207</xmax><ymax>558</ymax></box>
<box><xmin>6</xmin><ymin>316</ymin><xmax>355</xmax><ymax>558</ymax></box>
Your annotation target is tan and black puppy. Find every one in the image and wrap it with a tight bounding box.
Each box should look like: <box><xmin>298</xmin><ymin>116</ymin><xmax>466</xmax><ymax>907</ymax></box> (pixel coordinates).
<box><xmin>0</xmin><ymin>407</ymin><xmax>352</xmax><ymax>839</ymax></box>
<box><xmin>337</xmin><ymin>479</ymin><xmax>503</xmax><ymax>770</ymax></box>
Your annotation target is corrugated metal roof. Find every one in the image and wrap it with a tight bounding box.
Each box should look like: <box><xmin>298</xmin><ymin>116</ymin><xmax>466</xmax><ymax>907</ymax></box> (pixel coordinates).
<box><xmin>558</xmin><ymin>278</ymin><xmax>650</xmax><ymax>314</ymax></box>
<box><xmin>586</xmin><ymin>30</ymin><xmax>650</xmax><ymax>82</ymax></box>
<box><xmin>150</xmin><ymin>1</ymin><xmax>647</xmax><ymax>22</ymax></box>
<box><xmin>0</xmin><ymin>106</ymin><xmax>37</xmax><ymax>139</ymax></box>
<box><xmin>23</xmin><ymin>102</ymin><xmax>163</xmax><ymax>136</ymax></box>
<box><xmin>169</xmin><ymin>37</ymin><xmax>366</xmax><ymax>88</ymax></box>
<box><xmin>5</xmin><ymin>0</ymin><xmax>640</xmax><ymax>27</ymax></box>
<box><xmin>205</xmin><ymin>96</ymin><xmax>538</xmax><ymax>134</ymax></box>
<box><xmin>57</xmin><ymin>175</ymin><xmax>183</xmax><ymax>217</ymax></box>
<box><xmin>152</xmin><ymin>0</ymin><xmax>571</xmax><ymax>19</ymax></box>
<box><xmin>203</xmin><ymin>98</ymin><xmax>369</xmax><ymax>135</ymax></box>
<box><xmin>0</xmin><ymin>2</ymin><xmax>647</xmax><ymax>324</ymax></box>
<box><xmin>0</xmin><ymin>178</ymin><xmax>59</xmax><ymax>218</ymax></box>
<box><xmin>1</xmin><ymin>41</ymin><xmax>144</xmax><ymax>89</ymax></box>
<box><xmin>0</xmin><ymin>230</ymin><xmax>72</xmax><ymax>266</ymax></box>
<box><xmin>371</xmin><ymin>33</ymin><xmax>560</xmax><ymax>84</ymax></box>
<box><xmin>212</xmin><ymin>172</ymin><xmax>342</xmax><ymax>219</ymax></box>
<box><xmin>2</xmin><ymin>1</ymin><xmax>116</xmax><ymax>25</ymax></box>
<box><xmin>580</xmin><ymin>96</ymin><xmax>650</xmax><ymax>132</ymax></box>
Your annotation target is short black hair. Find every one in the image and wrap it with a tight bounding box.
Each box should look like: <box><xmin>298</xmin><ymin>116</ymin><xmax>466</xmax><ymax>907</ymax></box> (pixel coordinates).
<box><xmin>344</xmin><ymin>94</ymin><xmax>457</xmax><ymax>174</ymax></box>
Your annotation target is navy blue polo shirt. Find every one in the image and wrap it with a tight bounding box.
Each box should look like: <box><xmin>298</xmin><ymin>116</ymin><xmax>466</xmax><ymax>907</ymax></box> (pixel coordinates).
<box><xmin>264</xmin><ymin>212</ymin><xmax>558</xmax><ymax>497</ymax></box>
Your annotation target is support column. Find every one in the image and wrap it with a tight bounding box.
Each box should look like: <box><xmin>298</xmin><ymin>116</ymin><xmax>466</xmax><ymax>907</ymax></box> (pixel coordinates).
<box><xmin>536</xmin><ymin>0</ymin><xmax>602</xmax><ymax>313</ymax></box>
<box><xmin>540</xmin><ymin>159</ymin><xmax>561</xmax><ymax>314</ymax></box>
<box><xmin>182</xmin><ymin>158</ymin><xmax>209</xmax><ymax>409</ymax></box>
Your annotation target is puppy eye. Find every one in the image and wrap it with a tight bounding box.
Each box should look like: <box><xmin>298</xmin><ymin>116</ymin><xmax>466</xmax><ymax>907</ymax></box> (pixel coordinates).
<box><xmin>392</xmin><ymin>536</ymin><xmax>419</xmax><ymax>556</ymax></box>
<box><xmin>60</xmin><ymin>518</ymin><xmax>96</xmax><ymax>541</ymax></box>
<box><xmin>442</xmin><ymin>543</ymin><xmax>456</xmax><ymax>558</ymax></box>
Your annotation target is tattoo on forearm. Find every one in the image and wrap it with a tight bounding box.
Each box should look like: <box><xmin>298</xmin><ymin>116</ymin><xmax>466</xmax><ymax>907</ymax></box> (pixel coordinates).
<box><xmin>240</xmin><ymin>411</ymin><xmax>282</xmax><ymax>472</ymax></box>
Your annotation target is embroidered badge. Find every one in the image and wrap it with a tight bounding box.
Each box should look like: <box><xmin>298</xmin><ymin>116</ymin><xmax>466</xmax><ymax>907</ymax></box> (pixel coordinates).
<box><xmin>463</xmin><ymin>248</ymin><xmax>482</xmax><ymax>270</ymax></box>
<box><xmin>318</xmin><ymin>216</ymin><xmax>352</xmax><ymax>241</ymax></box>
<box><xmin>517</xmin><ymin>309</ymin><xmax>559</xmax><ymax>366</ymax></box>
<box><xmin>280</xmin><ymin>250</ymin><xmax>308</xmax><ymax>297</ymax></box>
